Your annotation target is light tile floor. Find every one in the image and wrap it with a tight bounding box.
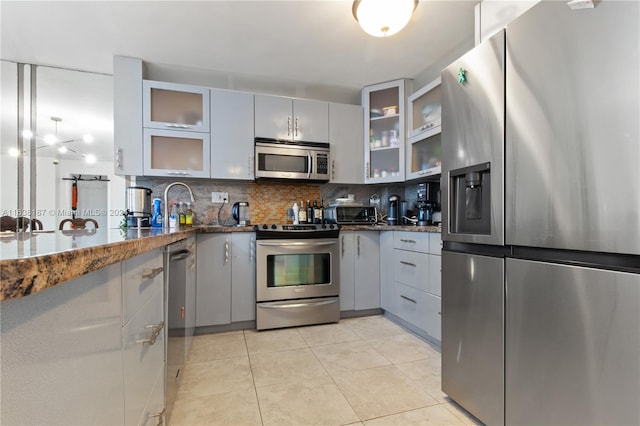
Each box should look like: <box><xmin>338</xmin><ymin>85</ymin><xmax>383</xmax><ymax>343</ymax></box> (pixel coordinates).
<box><xmin>168</xmin><ymin>315</ymin><xmax>481</xmax><ymax>426</ymax></box>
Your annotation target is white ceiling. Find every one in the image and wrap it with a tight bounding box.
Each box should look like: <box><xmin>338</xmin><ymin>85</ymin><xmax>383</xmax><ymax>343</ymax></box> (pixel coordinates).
<box><xmin>1</xmin><ymin>0</ymin><xmax>478</xmax><ymax>161</ymax></box>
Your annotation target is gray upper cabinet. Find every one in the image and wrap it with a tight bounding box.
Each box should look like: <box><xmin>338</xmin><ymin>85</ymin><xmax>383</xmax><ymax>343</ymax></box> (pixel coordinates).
<box><xmin>329</xmin><ymin>102</ymin><xmax>364</xmax><ymax>184</ymax></box>
<box><xmin>210</xmin><ymin>89</ymin><xmax>255</xmax><ymax>180</ymax></box>
<box><xmin>114</xmin><ymin>56</ymin><xmax>143</xmax><ymax>176</ymax></box>
<box><xmin>255</xmin><ymin>94</ymin><xmax>329</xmax><ymax>143</ymax></box>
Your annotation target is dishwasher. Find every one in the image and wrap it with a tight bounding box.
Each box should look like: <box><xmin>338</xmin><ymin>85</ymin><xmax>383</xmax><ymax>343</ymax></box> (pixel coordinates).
<box><xmin>164</xmin><ymin>236</ymin><xmax>196</xmax><ymax>420</ymax></box>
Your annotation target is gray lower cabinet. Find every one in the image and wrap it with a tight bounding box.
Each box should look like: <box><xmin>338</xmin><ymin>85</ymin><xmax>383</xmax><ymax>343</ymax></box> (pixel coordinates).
<box><xmin>1</xmin><ymin>263</ymin><xmax>125</xmax><ymax>424</ymax></box>
<box><xmin>382</xmin><ymin>231</ymin><xmax>442</xmax><ymax>343</ymax></box>
<box><xmin>196</xmin><ymin>233</ymin><xmax>232</xmax><ymax>326</ymax></box>
<box><xmin>231</xmin><ymin>233</ymin><xmax>256</xmax><ymax>322</ymax></box>
<box><xmin>196</xmin><ymin>232</ymin><xmax>256</xmax><ymax>327</ymax></box>
<box><xmin>379</xmin><ymin>231</ymin><xmax>394</xmax><ymax>311</ymax></box>
<box><xmin>339</xmin><ymin>231</ymin><xmax>380</xmax><ymax>312</ymax></box>
<box><xmin>121</xmin><ymin>248</ymin><xmax>166</xmax><ymax>426</ymax></box>
<box><xmin>0</xmin><ymin>248</ymin><xmax>168</xmax><ymax>425</ymax></box>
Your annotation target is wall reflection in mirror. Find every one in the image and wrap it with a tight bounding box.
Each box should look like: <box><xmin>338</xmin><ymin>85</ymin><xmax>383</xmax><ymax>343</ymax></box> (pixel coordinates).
<box><xmin>1</xmin><ymin>61</ymin><xmax>125</xmax><ymax>232</ymax></box>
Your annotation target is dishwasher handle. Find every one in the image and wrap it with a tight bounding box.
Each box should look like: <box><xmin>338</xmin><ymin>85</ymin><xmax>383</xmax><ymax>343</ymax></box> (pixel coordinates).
<box><xmin>169</xmin><ymin>249</ymin><xmax>191</xmax><ymax>262</ymax></box>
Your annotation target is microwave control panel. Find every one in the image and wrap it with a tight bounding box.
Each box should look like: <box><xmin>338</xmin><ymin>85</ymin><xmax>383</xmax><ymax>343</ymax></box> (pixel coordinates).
<box><xmin>317</xmin><ymin>153</ymin><xmax>329</xmax><ymax>175</ymax></box>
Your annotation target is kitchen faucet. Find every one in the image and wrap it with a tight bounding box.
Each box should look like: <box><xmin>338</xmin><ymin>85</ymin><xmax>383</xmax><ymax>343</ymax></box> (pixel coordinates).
<box><xmin>163</xmin><ymin>182</ymin><xmax>195</xmax><ymax>227</ymax></box>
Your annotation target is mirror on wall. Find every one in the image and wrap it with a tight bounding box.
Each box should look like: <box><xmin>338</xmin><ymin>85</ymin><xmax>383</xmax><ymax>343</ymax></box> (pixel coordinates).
<box><xmin>1</xmin><ymin>61</ymin><xmax>125</xmax><ymax>231</ymax></box>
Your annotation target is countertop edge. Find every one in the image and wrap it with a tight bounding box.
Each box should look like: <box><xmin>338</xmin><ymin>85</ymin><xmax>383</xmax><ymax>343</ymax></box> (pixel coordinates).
<box><xmin>1</xmin><ymin>225</ymin><xmax>439</xmax><ymax>302</ymax></box>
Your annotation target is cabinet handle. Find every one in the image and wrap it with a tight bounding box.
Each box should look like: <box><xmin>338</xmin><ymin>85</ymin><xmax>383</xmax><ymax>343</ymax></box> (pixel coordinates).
<box><xmin>250</xmin><ymin>237</ymin><xmax>255</xmax><ymax>261</ymax></box>
<box><xmin>165</xmin><ymin>123</ymin><xmax>189</xmax><ymax>129</ymax></box>
<box><xmin>357</xmin><ymin>235</ymin><xmax>360</xmax><ymax>257</ymax></box>
<box><xmin>224</xmin><ymin>239</ymin><xmax>230</xmax><ymax>263</ymax></box>
<box><xmin>167</xmin><ymin>171</ymin><xmax>191</xmax><ymax>176</ymax></box>
<box><xmin>148</xmin><ymin>409</ymin><xmax>165</xmax><ymax>426</ymax></box>
<box><xmin>365</xmin><ymin>162</ymin><xmax>370</xmax><ymax>179</ymax></box>
<box><xmin>136</xmin><ymin>321</ymin><xmax>165</xmax><ymax>345</ymax></box>
<box><xmin>287</xmin><ymin>116</ymin><xmax>292</xmax><ymax>137</ymax></box>
<box><xmin>332</xmin><ymin>159</ymin><xmax>335</xmax><ymax>180</ymax></box>
<box><xmin>341</xmin><ymin>236</ymin><xmax>345</xmax><ymax>257</ymax></box>
<box><xmin>438</xmin><ymin>311</ymin><xmax>442</xmax><ymax>315</ymax></box>
<box><xmin>400</xmin><ymin>260</ymin><xmax>417</xmax><ymax>267</ymax></box>
<box><xmin>295</xmin><ymin>116</ymin><xmax>299</xmax><ymax>137</ymax></box>
<box><xmin>115</xmin><ymin>147</ymin><xmax>122</xmax><ymax>170</ymax></box>
<box><xmin>248</xmin><ymin>155</ymin><xmax>253</xmax><ymax>177</ymax></box>
<box><xmin>400</xmin><ymin>238</ymin><xmax>416</xmax><ymax>244</ymax></box>
<box><xmin>400</xmin><ymin>295</ymin><xmax>417</xmax><ymax>304</ymax></box>
<box><xmin>142</xmin><ymin>267</ymin><xmax>163</xmax><ymax>280</ymax></box>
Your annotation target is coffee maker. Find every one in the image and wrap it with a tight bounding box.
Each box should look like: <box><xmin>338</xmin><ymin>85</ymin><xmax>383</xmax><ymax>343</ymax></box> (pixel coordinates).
<box><xmin>387</xmin><ymin>195</ymin><xmax>400</xmax><ymax>225</ymax></box>
<box><xmin>416</xmin><ymin>182</ymin><xmax>441</xmax><ymax>226</ymax></box>
<box><xmin>125</xmin><ymin>186</ymin><xmax>152</xmax><ymax>228</ymax></box>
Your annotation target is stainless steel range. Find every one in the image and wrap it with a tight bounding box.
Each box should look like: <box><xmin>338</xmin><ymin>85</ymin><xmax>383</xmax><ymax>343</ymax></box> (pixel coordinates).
<box><xmin>254</xmin><ymin>223</ymin><xmax>340</xmax><ymax>330</ymax></box>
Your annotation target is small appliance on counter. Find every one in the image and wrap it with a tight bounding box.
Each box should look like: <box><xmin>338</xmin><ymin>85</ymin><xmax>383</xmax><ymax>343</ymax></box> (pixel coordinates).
<box><xmin>325</xmin><ymin>205</ymin><xmax>377</xmax><ymax>225</ymax></box>
<box><xmin>387</xmin><ymin>195</ymin><xmax>400</xmax><ymax>225</ymax></box>
<box><xmin>416</xmin><ymin>181</ymin><xmax>441</xmax><ymax>226</ymax></box>
<box><xmin>231</xmin><ymin>201</ymin><xmax>250</xmax><ymax>226</ymax></box>
<box><xmin>125</xmin><ymin>186</ymin><xmax>152</xmax><ymax>228</ymax></box>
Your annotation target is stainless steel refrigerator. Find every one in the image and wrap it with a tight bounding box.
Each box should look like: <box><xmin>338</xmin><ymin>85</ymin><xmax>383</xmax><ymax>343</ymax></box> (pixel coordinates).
<box><xmin>440</xmin><ymin>2</ymin><xmax>639</xmax><ymax>425</ymax></box>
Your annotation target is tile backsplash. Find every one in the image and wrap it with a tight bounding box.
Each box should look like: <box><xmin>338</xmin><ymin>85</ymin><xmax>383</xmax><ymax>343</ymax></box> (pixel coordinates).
<box><xmin>135</xmin><ymin>177</ymin><xmax>436</xmax><ymax>226</ymax></box>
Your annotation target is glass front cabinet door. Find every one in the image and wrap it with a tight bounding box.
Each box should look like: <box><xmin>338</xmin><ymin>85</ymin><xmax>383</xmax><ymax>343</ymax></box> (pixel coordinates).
<box><xmin>406</xmin><ymin>77</ymin><xmax>442</xmax><ymax>180</ymax></box>
<box><xmin>362</xmin><ymin>79</ymin><xmax>410</xmax><ymax>184</ymax></box>
<box><xmin>143</xmin><ymin>129</ymin><xmax>211</xmax><ymax>177</ymax></box>
<box><xmin>143</xmin><ymin>80</ymin><xmax>210</xmax><ymax>133</ymax></box>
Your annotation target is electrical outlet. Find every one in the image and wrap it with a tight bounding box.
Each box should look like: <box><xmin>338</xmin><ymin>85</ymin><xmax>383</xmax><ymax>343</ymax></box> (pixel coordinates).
<box><xmin>211</xmin><ymin>192</ymin><xmax>228</xmax><ymax>203</ymax></box>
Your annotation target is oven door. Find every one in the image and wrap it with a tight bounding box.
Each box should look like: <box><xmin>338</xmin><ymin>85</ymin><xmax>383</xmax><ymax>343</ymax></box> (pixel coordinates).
<box><xmin>256</xmin><ymin>238</ymin><xmax>339</xmax><ymax>302</ymax></box>
<box><xmin>255</xmin><ymin>143</ymin><xmax>313</xmax><ymax>180</ymax></box>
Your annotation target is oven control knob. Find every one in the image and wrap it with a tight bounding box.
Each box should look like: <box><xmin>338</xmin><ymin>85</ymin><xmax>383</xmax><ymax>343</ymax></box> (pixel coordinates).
<box><xmin>253</xmin><ymin>225</ymin><xmax>259</xmax><ymax>231</ymax></box>
<box><xmin>329</xmin><ymin>224</ymin><xmax>334</xmax><ymax>229</ymax></box>
<box><xmin>321</xmin><ymin>224</ymin><xmax>327</xmax><ymax>229</ymax></box>
<box><xmin>262</xmin><ymin>224</ymin><xmax>269</xmax><ymax>230</ymax></box>
<box><xmin>271</xmin><ymin>224</ymin><xmax>277</xmax><ymax>230</ymax></box>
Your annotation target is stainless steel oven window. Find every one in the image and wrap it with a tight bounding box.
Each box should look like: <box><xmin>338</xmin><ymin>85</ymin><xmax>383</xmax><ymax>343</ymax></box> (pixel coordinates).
<box><xmin>266</xmin><ymin>253</ymin><xmax>331</xmax><ymax>287</ymax></box>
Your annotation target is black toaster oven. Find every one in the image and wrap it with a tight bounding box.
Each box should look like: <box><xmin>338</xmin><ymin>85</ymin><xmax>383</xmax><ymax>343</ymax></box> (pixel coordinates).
<box><xmin>325</xmin><ymin>206</ymin><xmax>377</xmax><ymax>225</ymax></box>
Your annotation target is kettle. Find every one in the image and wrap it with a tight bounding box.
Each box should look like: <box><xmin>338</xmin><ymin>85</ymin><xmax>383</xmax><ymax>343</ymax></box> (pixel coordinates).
<box><xmin>387</xmin><ymin>195</ymin><xmax>400</xmax><ymax>225</ymax></box>
<box><xmin>232</xmin><ymin>201</ymin><xmax>250</xmax><ymax>226</ymax></box>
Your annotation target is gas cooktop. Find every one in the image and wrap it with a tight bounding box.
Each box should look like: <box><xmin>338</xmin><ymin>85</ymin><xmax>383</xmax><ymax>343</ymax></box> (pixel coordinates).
<box><xmin>253</xmin><ymin>223</ymin><xmax>340</xmax><ymax>239</ymax></box>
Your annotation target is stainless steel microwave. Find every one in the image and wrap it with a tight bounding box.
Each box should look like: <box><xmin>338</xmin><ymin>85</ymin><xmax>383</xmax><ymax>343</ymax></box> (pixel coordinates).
<box><xmin>255</xmin><ymin>138</ymin><xmax>330</xmax><ymax>182</ymax></box>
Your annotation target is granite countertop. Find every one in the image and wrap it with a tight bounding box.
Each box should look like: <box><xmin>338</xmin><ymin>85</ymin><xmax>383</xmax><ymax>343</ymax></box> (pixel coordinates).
<box><xmin>340</xmin><ymin>224</ymin><xmax>441</xmax><ymax>233</ymax></box>
<box><xmin>0</xmin><ymin>223</ymin><xmax>438</xmax><ymax>302</ymax></box>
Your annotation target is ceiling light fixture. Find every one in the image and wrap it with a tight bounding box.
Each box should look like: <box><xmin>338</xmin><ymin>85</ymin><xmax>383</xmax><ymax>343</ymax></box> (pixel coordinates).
<box><xmin>352</xmin><ymin>0</ymin><xmax>418</xmax><ymax>37</ymax></box>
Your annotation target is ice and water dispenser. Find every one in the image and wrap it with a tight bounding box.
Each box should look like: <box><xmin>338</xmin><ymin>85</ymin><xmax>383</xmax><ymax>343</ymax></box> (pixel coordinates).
<box><xmin>450</xmin><ymin>162</ymin><xmax>491</xmax><ymax>235</ymax></box>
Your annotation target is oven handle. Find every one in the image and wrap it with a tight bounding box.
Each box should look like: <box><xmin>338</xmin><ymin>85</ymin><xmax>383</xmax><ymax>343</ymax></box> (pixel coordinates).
<box><xmin>259</xmin><ymin>299</ymin><xmax>338</xmax><ymax>309</ymax></box>
<box><xmin>257</xmin><ymin>241</ymin><xmax>337</xmax><ymax>247</ymax></box>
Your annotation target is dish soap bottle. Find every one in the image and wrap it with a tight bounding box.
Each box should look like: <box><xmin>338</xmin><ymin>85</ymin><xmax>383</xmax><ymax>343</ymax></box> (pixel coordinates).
<box><xmin>178</xmin><ymin>201</ymin><xmax>186</xmax><ymax>226</ymax></box>
<box><xmin>185</xmin><ymin>202</ymin><xmax>193</xmax><ymax>227</ymax></box>
<box><xmin>169</xmin><ymin>202</ymin><xmax>178</xmax><ymax>229</ymax></box>
<box><xmin>151</xmin><ymin>198</ymin><xmax>163</xmax><ymax>228</ymax></box>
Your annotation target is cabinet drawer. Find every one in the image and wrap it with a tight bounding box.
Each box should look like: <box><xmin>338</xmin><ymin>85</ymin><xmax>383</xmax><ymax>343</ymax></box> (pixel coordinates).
<box><xmin>393</xmin><ymin>282</ymin><xmax>428</xmax><ymax>332</ymax></box>
<box><xmin>428</xmin><ymin>254</ymin><xmax>442</xmax><ymax>296</ymax></box>
<box><xmin>424</xmin><ymin>293</ymin><xmax>441</xmax><ymax>342</ymax></box>
<box><xmin>140</xmin><ymin>367</ymin><xmax>165</xmax><ymax>426</ymax></box>
<box><xmin>394</xmin><ymin>249</ymin><xmax>429</xmax><ymax>292</ymax></box>
<box><xmin>394</xmin><ymin>231</ymin><xmax>429</xmax><ymax>253</ymax></box>
<box><xmin>123</xmin><ymin>287</ymin><xmax>165</xmax><ymax>426</ymax></box>
<box><xmin>429</xmin><ymin>233</ymin><xmax>442</xmax><ymax>255</ymax></box>
<box><xmin>123</xmin><ymin>249</ymin><xmax>163</xmax><ymax>326</ymax></box>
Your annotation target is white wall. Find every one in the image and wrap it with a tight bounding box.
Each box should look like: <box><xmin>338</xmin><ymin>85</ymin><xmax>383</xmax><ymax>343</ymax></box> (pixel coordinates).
<box><xmin>475</xmin><ymin>0</ymin><xmax>540</xmax><ymax>44</ymax></box>
<box><xmin>50</xmin><ymin>158</ymin><xmax>126</xmax><ymax>229</ymax></box>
